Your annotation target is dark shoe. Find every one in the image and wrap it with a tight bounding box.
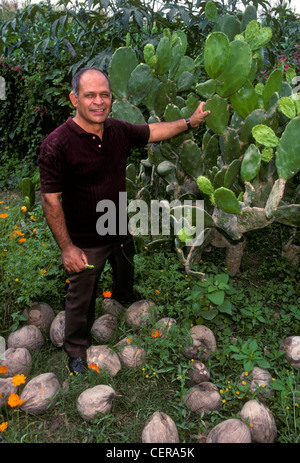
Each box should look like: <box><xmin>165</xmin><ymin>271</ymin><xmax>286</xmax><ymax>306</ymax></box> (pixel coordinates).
<box><xmin>68</xmin><ymin>357</ymin><xmax>87</xmax><ymax>375</ymax></box>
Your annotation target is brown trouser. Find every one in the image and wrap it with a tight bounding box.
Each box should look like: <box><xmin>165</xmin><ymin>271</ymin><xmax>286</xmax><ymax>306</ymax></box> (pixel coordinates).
<box><xmin>64</xmin><ymin>234</ymin><xmax>135</xmax><ymax>358</ymax></box>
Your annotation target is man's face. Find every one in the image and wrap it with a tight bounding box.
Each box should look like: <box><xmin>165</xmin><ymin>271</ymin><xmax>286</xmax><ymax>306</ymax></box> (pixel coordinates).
<box><xmin>70</xmin><ymin>70</ymin><xmax>112</xmax><ymax>127</ymax></box>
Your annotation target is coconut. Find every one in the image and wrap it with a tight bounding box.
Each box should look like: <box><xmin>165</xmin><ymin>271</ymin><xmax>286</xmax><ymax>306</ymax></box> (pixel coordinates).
<box><xmin>280</xmin><ymin>336</ymin><xmax>300</xmax><ymax>369</ymax></box>
<box><xmin>0</xmin><ymin>378</ymin><xmax>17</xmax><ymax>409</ymax></box>
<box><xmin>206</xmin><ymin>419</ymin><xmax>252</xmax><ymax>443</ymax></box>
<box><xmin>154</xmin><ymin>318</ymin><xmax>177</xmax><ymax>339</ymax></box>
<box><xmin>86</xmin><ymin>345</ymin><xmax>121</xmax><ymax>376</ymax></box>
<box><xmin>1</xmin><ymin>347</ymin><xmax>31</xmax><ymax>377</ymax></box>
<box><xmin>184</xmin><ymin>382</ymin><xmax>222</xmax><ymax>416</ymax></box>
<box><xmin>240</xmin><ymin>399</ymin><xmax>277</xmax><ymax>443</ymax></box>
<box><xmin>20</xmin><ymin>372</ymin><xmax>60</xmax><ymax>415</ymax></box>
<box><xmin>91</xmin><ymin>314</ymin><xmax>118</xmax><ymax>343</ymax></box>
<box><xmin>183</xmin><ymin>325</ymin><xmax>216</xmax><ymax>360</ymax></box>
<box><xmin>50</xmin><ymin>311</ymin><xmax>65</xmax><ymax>347</ymax></box>
<box><xmin>142</xmin><ymin>411</ymin><xmax>179</xmax><ymax>443</ymax></box>
<box><xmin>187</xmin><ymin>361</ymin><xmax>210</xmax><ymax>386</ymax></box>
<box><xmin>240</xmin><ymin>367</ymin><xmax>273</xmax><ymax>398</ymax></box>
<box><xmin>76</xmin><ymin>385</ymin><xmax>115</xmax><ymax>421</ymax></box>
<box><xmin>23</xmin><ymin>301</ymin><xmax>55</xmax><ymax>332</ymax></box>
<box><xmin>125</xmin><ymin>300</ymin><xmax>156</xmax><ymax>328</ymax></box>
<box><xmin>117</xmin><ymin>337</ymin><xmax>146</xmax><ymax>368</ymax></box>
<box><xmin>7</xmin><ymin>325</ymin><xmax>44</xmax><ymax>352</ymax></box>
<box><xmin>103</xmin><ymin>298</ymin><xmax>125</xmax><ymax>317</ymax></box>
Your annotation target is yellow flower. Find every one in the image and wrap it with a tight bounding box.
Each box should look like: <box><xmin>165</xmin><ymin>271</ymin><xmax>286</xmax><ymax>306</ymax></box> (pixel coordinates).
<box><xmin>0</xmin><ymin>422</ymin><xmax>8</xmax><ymax>432</ymax></box>
<box><xmin>7</xmin><ymin>393</ymin><xmax>25</xmax><ymax>407</ymax></box>
<box><xmin>222</xmin><ymin>399</ymin><xmax>226</xmax><ymax>403</ymax></box>
<box><xmin>126</xmin><ymin>338</ymin><xmax>131</xmax><ymax>344</ymax></box>
<box><xmin>14</xmin><ymin>278</ymin><xmax>19</xmax><ymax>282</ymax></box>
<box><xmin>12</xmin><ymin>374</ymin><xmax>26</xmax><ymax>387</ymax></box>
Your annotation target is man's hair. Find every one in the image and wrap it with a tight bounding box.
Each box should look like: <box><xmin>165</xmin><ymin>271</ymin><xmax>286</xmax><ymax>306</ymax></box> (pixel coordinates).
<box><xmin>71</xmin><ymin>67</ymin><xmax>112</xmax><ymax>97</ymax></box>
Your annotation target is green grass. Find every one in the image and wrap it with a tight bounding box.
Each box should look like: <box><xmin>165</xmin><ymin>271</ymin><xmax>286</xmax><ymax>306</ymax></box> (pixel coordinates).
<box><xmin>0</xmin><ymin>193</ymin><xmax>299</xmax><ymax>443</ymax></box>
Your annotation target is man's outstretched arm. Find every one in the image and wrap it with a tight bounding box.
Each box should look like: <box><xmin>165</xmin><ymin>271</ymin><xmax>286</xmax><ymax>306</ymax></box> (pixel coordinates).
<box><xmin>148</xmin><ymin>101</ymin><xmax>210</xmax><ymax>143</ymax></box>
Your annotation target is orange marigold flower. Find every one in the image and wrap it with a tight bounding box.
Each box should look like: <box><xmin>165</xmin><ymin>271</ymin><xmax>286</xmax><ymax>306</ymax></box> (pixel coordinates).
<box><xmin>155</xmin><ymin>289</ymin><xmax>160</xmax><ymax>294</ymax></box>
<box><xmin>151</xmin><ymin>329</ymin><xmax>159</xmax><ymax>338</ymax></box>
<box><xmin>103</xmin><ymin>290</ymin><xmax>112</xmax><ymax>298</ymax></box>
<box><xmin>0</xmin><ymin>365</ymin><xmax>8</xmax><ymax>374</ymax></box>
<box><xmin>21</xmin><ymin>206</ymin><xmax>27</xmax><ymax>213</ymax></box>
<box><xmin>14</xmin><ymin>230</ymin><xmax>24</xmax><ymax>236</ymax></box>
<box><xmin>0</xmin><ymin>213</ymin><xmax>8</xmax><ymax>219</ymax></box>
<box><xmin>11</xmin><ymin>374</ymin><xmax>26</xmax><ymax>387</ymax></box>
<box><xmin>88</xmin><ymin>363</ymin><xmax>100</xmax><ymax>373</ymax></box>
<box><xmin>7</xmin><ymin>393</ymin><xmax>25</xmax><ymax>407</ymax></box>
<box><xmin>40</xmin><ymin>269</ymin><xmax>47</xmax><ymax>275</ymax></box>
<box><xmin>0</xmin><ymin>422</ymin><xmax>8</xmax><ymax>432</ymax></box>
<box><xmin>30</xmin><ymin>215</ymin><xmax>36</xmax><ymax>221</ymax></box>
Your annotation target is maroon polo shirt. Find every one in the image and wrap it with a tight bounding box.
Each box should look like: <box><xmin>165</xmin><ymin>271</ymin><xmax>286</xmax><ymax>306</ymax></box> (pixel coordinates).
<box><xmin>39</xmin><ymin>116</ymin><xmax>150</xmax><ymax>247</ymax></box>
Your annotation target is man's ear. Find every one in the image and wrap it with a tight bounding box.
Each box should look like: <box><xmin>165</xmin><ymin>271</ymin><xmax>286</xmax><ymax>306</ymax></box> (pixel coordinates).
<box><xmin>69</xmin><ymin>91</ymin><xmax>78</xmax><ymax>107</ymax></box>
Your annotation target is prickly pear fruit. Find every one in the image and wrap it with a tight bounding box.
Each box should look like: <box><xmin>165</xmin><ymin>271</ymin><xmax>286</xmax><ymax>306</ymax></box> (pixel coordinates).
<box><xmin>240</xmin><ymin>144</ymin><xmax>261</xmax><ymax>182</ymax></box>
<box><xmin>204</xmin><ymin>32</ymin><xmax>230</xmax><ymax>79</ymax></box>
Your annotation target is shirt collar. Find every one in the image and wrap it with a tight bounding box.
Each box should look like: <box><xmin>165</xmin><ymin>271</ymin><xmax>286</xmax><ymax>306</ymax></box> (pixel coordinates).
<box><xmin>66</xmin><ymin>116</ymin><xmax>111</xmax><ymax>136</ymax></box>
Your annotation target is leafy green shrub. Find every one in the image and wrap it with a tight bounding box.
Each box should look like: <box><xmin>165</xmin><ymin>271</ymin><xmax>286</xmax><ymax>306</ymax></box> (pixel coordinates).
<box><xmin>0</xmin><ymin>192</ymin><xmax>66</xmax><ymax>331</ymax></box>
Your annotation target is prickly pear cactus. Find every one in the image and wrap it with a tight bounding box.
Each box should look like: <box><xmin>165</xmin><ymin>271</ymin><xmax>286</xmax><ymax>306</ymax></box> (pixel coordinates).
<box><xmin>107</xmin><ymin>5</ymin><xmax>299</xmax><ymax>277</ymax></box>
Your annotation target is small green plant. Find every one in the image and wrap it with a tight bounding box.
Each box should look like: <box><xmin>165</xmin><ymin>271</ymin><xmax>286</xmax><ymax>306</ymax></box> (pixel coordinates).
<box><xmin>184</xmin><ymin>271</ymin><xmax>236</xmax><ymax>323</ymax></box>
<box><xmin>228</xmin><ymin>338</ymin><xmax>272</xmax><ymax>372</ymax></box>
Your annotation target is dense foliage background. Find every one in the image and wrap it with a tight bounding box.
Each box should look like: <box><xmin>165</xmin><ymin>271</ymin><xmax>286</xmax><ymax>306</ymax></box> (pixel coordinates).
<box><xmin>1</xmin><ymin>0</ymin><xmax>299</xmax><ymax>188</ymax></box>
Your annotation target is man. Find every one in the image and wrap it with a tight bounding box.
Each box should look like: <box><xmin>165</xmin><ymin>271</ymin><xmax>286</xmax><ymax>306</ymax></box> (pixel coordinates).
<box><xmin>39</xmin><ymin>67</ymin><xmax>210</xmax><ymax>374</ymax></box>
